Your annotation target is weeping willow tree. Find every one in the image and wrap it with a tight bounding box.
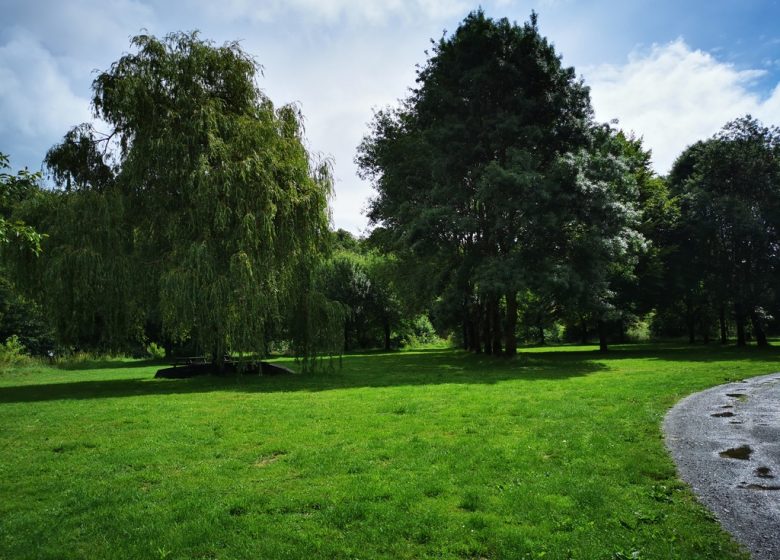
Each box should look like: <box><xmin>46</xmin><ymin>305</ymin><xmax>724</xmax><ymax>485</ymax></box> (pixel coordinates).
<box><xmin>44</xmin><ymin>189</ymin><xmax>142</xmax><ymax>349</ymax></box>
<box><xmin>38</xmin><ymin>32</ymin><xmax>336</xmax><ymax>365</ymax></box>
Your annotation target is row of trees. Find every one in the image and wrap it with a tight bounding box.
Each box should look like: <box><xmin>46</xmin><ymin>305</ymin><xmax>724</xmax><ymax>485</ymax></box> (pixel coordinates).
<box><xmin>1</xmin><ymin>12</ymin><xmax>778</xmax><ymax>364</ymax></box>
<box><xmin>661</xmin><ymin>120</ymin><xmax>780</xmax><ymax>346</ymax></box>
<box><xmin>357</xmin><ymin>11</ymin><xmax>780</xmax><ymax>352</ymax></box>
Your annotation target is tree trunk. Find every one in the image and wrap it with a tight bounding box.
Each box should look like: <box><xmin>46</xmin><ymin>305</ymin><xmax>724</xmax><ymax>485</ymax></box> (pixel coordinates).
<box><xmin>470</xmin><ymin>305</ymin><xmax>481</xmax><ymax>353</ymax></box>
<box><xmin>719</xmin><ymin>304</ymin><xmax>727</xmax><ymax>344</ymax></box>
<box><xmin>617</xmin><ymin>318</ymin><xmax>626</xmax><ymax>343</ymax></box>
<box><xmin>580</xmin><ymin>317</ymin><xmax>588</xmax><ymax>345</ymax></box>
<box><xmin>482</xmin><ymin>299</ymin><xmax>493</xmax><ymax>355</ymax></box>
<box><xmin>750</xmin><ymin>309</ymin><xmax>769</xmax><ymax>347</ymax></box>
<box><xmin>504</xmin><ymin>291</ymin><xmax>517</xmax><ymax>356</ymax></box>
<box><xmin>538</xmin><ymin>320</ymin><xmax>545</xmax><ymax>346</ymax></box>
<box><xmin>383</xmin><ymin>317</ymin><xmax>391</xmax><ymax>351</ymax></box>
<box><xmin>735</xmin><ymin>302</ymin><xmax>746</xmax><ymax>347</ymax></box>
<box><xmin>686</xmin><ymin>298</ymin><xmax>695</xmax><ymax>344</ymax></box>
<box><xmin>491</xmin><ymin>297</ymin><xmax>502</xmax><ymax>355</ymax></box>
<box><xmin>462</xmin><ymin>303</ymin><xmax>470</xmax><ymax>351</ymax></box>
<box><xmin>598</xmin><ymin>319</ymin><xmax>608</xmax><ymax>352</ymax></box>
<box><xmin>163</xmin><ymin>340</ymin><xmax>174</xmax><ymax>360</ymax></box>
<box><xmin>212</xmin><ymin>345</ymin><xmax>225</xmax><ymax>374</ymax></box>
<box><xmin>344</xmin><ymin>320</ymin><xmax>351</xmax><ymax>353</ymax></box>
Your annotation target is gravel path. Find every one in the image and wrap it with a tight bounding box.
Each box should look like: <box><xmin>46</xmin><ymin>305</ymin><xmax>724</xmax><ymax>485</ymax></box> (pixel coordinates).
<box><xmin>664</xmin><ymin>373</ymin><xmax>780</xmax><ymax>560</ymax></box>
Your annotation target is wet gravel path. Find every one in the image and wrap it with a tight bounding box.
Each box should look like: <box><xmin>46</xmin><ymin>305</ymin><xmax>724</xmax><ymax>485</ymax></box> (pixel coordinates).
<box><xmin>664</xmin><ymin>373</ymin><xmax>780</xmax><ymax>560</ymax></box>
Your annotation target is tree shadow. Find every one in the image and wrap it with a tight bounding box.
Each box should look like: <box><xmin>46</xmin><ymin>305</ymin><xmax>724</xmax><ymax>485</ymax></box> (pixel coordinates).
<box><xmin>1</xmin><ymin>349</ymin><xmax>605</xmax><ymax>404</ymax></box>
<box><xmin>55</xmin><ymin>359</ymin><xmax>163</xmax><ymax>371</ymax></box>
<box><xmin>585</xmin><ymin>343</ymin><xmax>779</xmax><ymax>363</ymax></box>
<box><xmin>1</xmin><ymin>344</ymin><xmax>777</xmax><ymax>405</ymax></box>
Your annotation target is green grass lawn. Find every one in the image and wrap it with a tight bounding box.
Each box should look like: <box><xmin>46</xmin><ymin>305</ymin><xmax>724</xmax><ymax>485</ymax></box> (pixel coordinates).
<box><xmin>1</xmin><ymin>343</ymin><xmax>777</xmax><ymax>559</ymax></box>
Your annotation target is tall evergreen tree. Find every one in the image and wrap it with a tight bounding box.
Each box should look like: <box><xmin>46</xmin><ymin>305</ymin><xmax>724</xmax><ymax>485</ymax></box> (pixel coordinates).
<box><xmin>358</xmin><ymin>11</ymin><xmax>641</xmax><ymax>354</ymax></box>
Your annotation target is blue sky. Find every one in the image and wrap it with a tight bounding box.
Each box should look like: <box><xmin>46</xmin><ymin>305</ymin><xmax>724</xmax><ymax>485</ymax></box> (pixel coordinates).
<box><xmin>2</xmin><ymin>0</ymin><xmax>780</xmax><ymax>232</ymax></box>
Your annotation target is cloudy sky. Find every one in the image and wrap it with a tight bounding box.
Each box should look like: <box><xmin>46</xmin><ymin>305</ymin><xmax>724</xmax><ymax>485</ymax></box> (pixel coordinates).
<box><xmin>2</xmin><ymin>0</ymin><xmax>780</xmax><ymax>233</ymax></box>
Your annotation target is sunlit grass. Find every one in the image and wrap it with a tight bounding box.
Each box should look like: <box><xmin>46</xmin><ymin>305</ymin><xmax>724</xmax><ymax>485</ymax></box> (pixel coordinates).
<box><xmin>1</xmin><ymin>343</ymin><xmax>776</xmax><ymax>559</ymax></box>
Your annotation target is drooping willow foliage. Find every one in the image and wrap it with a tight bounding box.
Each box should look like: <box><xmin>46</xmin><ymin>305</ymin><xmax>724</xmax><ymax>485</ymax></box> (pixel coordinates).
<box><xmin>29</xmin><ymin>32</ymin><xmax>340</xmax><ymax>364</ymax></box>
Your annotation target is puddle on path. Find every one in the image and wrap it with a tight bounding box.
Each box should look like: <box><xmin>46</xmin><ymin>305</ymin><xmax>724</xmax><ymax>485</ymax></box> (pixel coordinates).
<box><xmin>738</xmin><ymin>483</ymin><xmax>780</xmax><ymax>491</ymax></box>
<box><xmin>755</xmin><ymin>467</ymin><xmax>775</xmax><ymax>479</ymax></box>
<box><xmin>719</xmin><ymin>445</ymin><xmax>753</xmax><ymax>460</ymax></box>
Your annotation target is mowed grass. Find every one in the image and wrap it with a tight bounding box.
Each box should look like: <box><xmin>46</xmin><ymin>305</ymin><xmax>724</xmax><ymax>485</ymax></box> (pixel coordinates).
<box><xmin>1</xmin><ymin>344</ymin><xmax>778</xmax><ymax>559</ymax></box>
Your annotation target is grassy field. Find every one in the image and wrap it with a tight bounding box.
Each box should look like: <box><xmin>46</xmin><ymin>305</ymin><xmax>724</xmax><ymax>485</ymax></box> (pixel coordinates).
<box><xmin>1</xmin><ymin>343</ymin><xmax>778</xmax><ymax>559</ymax></box>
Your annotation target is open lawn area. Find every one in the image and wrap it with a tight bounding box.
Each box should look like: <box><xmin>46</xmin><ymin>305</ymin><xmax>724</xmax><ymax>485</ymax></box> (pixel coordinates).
<box><xmin>1</xmin><ymin>344</ymin><xmax>778</xmax><ymax>559</ymax></box>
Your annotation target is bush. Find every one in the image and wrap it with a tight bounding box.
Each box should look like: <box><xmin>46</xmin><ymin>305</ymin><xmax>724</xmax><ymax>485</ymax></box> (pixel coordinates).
<box><xmin>399</xmin><ymin>315</ymin><xmax>439</xmax><ymax>347</ymax></box>
<box><xmin>146</xmin><ymin>342</ymin><xmax>166</xmax><ymax>360</ymax></box>
<box><xmin>0</xmin><ymin>335</ymin><xmax>28</xmax><ymax>366</ymax></box>
<box><xmin>626</xmin><ymin>314</ymin><xmax>653</xmax><ymax>342</ymax></box>
<box><xmin>0</xmin><ymin>278</ymin><xmax>55</xmax><ymax>356</ymax></box>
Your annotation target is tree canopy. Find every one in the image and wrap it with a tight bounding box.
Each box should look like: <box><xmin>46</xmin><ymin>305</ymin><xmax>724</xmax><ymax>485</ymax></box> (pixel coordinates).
<box><xmin>358</xmin><ymin>10</ymin><xmax>643</xmax><ymax>353</ymax></box>
<box><xmin>667</xmin><ymin>116</ymin><xmax>780</xmax><ymax>346</ymax></box>
<box><xmin>27</xmin><ymin>32</ymin><xmax>336</xmax><ymax>364</ymax></box>
<box><xmin>0</xmin><ymin>153</ymin><xmax>45</xmax><ymax>256</ymax></box>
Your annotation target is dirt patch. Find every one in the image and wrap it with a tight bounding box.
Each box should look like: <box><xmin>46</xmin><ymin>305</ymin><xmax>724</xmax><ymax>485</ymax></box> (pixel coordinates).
<box><xmin>255</xmin><ymin>451</ymin><xmax>287</xmax><ymax>467</ymax></box>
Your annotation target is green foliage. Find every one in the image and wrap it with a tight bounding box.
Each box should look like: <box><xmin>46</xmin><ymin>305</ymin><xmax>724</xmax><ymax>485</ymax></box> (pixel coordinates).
<box><xmin>30</xmin><ymin>32</ymin><xmax>335</xmax><ymax>361</ymax></box>
<box><xmin>43</xmin><ymin>189</ymin><xmax>141</xmax><ymax>350</ymax></box>
<box><xmin>319</xmin><ymin>247</ymin><xmax>413</xmax><ymax>351</ymax></box>
<box><xmin>44</xmin><ymin>124</ymin><xmax>116</xmax><ymax>191</ymax></box>
<box><xmin>0</xmin><ymin>153</ymin><xmax>45</xmax><ymax>255</ymax></box>
<box><xmin>98</xmin><ymin>32</ymin><xmax>333</xmax><ymax>362</ymax></box>
<box><xmin>0</xmin><ymin>276</ymin><xmax>54</xmax><ymax>356</ymax></box>
<box><xmin>626</xmin><ymin>315</ymin><xmax>653</xmax><ymax>342</ymax></box>
<box><xmin>665</xmin><ymin>116</ymin><xmax>780</xmax><ymax>345</ymax></box>
<box><xmin>358</xmin><ymin>11</ymin><xmax>644</xmax><ymax>354</ymax></box>
<box><xmin>330</xmin><ymin>229</ymin><xmax>362</xmax><ymax>253</ymax></box>
<box><xmin>396</xmin><ymin>314</ymin><xmax>439</xmax><ymax>347</ymax></box>
<box><xmin>0</xmin><ymin>334</ymin><xmax>28</xmax><ymax>366</ymax></box>
<box><xmin>145</xmin><ymin>342</ymin><xmax>166</xmax><ymax>360</ymax></box>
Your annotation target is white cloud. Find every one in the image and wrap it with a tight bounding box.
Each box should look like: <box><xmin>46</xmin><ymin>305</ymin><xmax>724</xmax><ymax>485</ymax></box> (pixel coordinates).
<box><xmin>5</xmin><ymin>2</ymin><xmax>780</xmax><ymax>233</ymax></box>
<box><xmin>586</xmin><ymin>39</ymin><xmax>780</xmax><ymax>174</ymax></box>
<box><xmin>0</xmin><ymin>30</ymin><xmax>92</xmax><ymax>168</ymax></box>
<box><xmin>2</xmin><ymin>1</ymin><xmax>155</xmax><ymax>77</ymax></box>
<box><xmin>239</xmin><ymin>25</ymin><xmax>430</xmax><ymax>234</ymax></box>
<box><xmin>185</xmin><ymin>0</ymin><xmax>469</xmax><ymax>25</ymax></box>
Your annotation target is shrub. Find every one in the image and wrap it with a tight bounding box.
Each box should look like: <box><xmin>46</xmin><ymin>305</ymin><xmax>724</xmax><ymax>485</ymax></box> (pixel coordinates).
<box><xmin>626</xmin><ymin>314</ymin><xmax>653</xmax><ymax>342</ymax></box>
<box><xmin>0</xmin><ymin>335</ymin><xmax>28</xmax><ymax>366</ymax></box>
<box><xmin>0</xmin><ymin>278</ymin><xmax>55</xmax><ymax>356</ymax></box>
<box><xmin>398</xmin><ymin>315</ymin><xmax>439</xmax><ymax>347</ymax></box>
<box><xmin>146</xmin><ymin>342</ymin><xmax>166</xmax><ymax>360</ymax></box>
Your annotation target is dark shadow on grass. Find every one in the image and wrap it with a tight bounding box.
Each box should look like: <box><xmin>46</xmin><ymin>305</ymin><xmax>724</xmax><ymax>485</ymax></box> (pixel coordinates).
<box><xmin>1</xmin><ymin>345</ymin><xmax>777</xmax><ymax>404</ymax></box>
<box><xmin>581</xmin><ymin>343</ymin><xmax>779</xmax><ymax>363</ymax></box>
<box><xmin>55</xmin><ymin>359</ymin><xmax>164</xmax><ymax>371</ymax></box>
<box><xmin>2</xmin><ymin>349</ymin><xmax>604</xmax><ymax>403</ymax></box>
